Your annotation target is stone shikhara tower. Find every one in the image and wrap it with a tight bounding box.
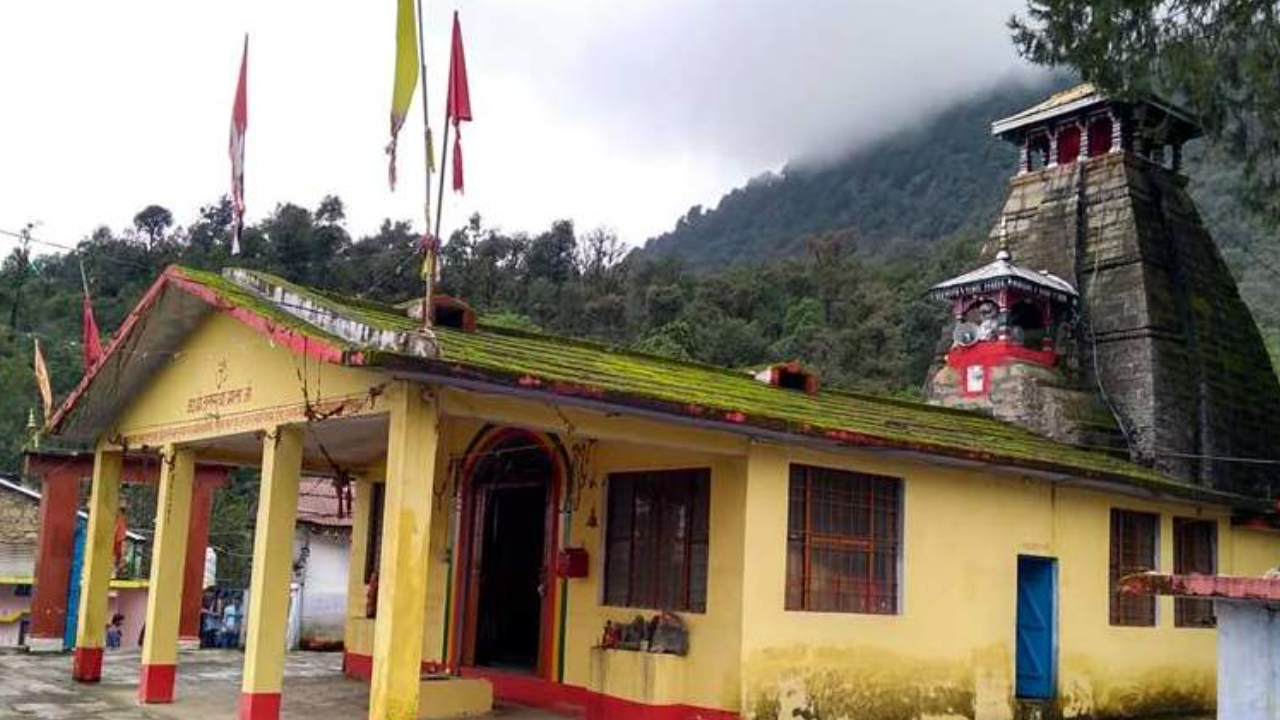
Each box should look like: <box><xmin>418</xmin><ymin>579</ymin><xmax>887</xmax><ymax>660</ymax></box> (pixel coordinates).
<box><xmin>926</xmin><ymin>84</ymin><xmax>1280</xmax><ymax>497</ymax></box>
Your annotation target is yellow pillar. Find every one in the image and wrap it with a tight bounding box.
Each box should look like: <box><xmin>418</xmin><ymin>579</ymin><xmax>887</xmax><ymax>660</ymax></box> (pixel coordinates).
<box><xmin>369</xmin><ymin>382</ymin><xmax>439</xmax><ymax>720</ymax></box>
<box><xmin>737</xmin><ymin>442</ymin><xmax>789</xmax><ymax>711</ymax></box>
<box><xmin>72</xmin><ymin>448</ymin><xmax>122</xmax><ymax>682</ymax></box>
<box><xmin>239</xmin><ymin>426</ymin><xmax>303</xmax><ymax>720</ymax></box>
<box><xmin>343</xmin><ymin>475</ymin><xmax>374</xmax><ymax>679</ymax></box>
<box><xmin>139</xmin><ymin>445</ymin><xmax>196</xmax><ymax>703</ymax></box>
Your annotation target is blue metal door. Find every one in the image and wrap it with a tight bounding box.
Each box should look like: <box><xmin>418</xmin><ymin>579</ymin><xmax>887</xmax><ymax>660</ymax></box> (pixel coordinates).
<box><xmin>1016</xmin><ymin>555</ymin><xmax>1056</xmax><ymax>700</ymax></box>
<box><xmin>63</xmin><ymin>517</ymin><xmax>87</xmax><ymax>649</ymax></box>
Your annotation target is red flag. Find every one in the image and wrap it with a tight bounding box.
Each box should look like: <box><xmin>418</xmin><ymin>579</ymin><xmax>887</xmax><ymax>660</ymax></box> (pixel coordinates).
<box><xmin>113</xmin><ymin>513</ymin><xmax>127</xmax><ymax>573</ymax></box>
<box><xmin>81</xmin><ymin>294</ymin><xmax>103</xmax><ymax>371</ymax></box>
<box><xmin>229</xmin><ymin>34</ymin><xmax>249</xmax><ymax>255</ymax></box>
<box><xmin>446</xmin><ymin>12</ymin><xmax>472</xmax><ymax>193</ymax></box>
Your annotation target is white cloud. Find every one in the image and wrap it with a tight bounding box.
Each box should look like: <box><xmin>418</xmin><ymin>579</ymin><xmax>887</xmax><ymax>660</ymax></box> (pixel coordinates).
<box><xmin>0</xmin><ymin>0</ymin><xmax>1032</xmax><ymax>254</ymax></box>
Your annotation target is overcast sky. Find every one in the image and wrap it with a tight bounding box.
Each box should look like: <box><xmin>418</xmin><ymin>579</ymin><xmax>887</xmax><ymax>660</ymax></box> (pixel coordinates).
<box><xmin>0</xmin><ymin>0</ymin><xmax>1037</xmax><ymax>255</ymax></box>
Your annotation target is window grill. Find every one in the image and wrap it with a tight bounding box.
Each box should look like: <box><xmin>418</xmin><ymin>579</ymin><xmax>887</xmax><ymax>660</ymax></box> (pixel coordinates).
<box><xmin>604</xmin><ymin>468</ymin><xmax>710</xmax><ymax>613</ymax></box>
<box><xmin>1173</xmin><ymin>518</ymin><xmax>1217</xmax><ymax>628</ymax></box>
<box><xmin>785</xmin><ymin>464</ymin><xmax>901</xmax><ymax>615</ymax></box>
<box><xmin>1109</xmin><ymin>509</ymin><xmax>1158</xmax><ymax>626</ymax></box>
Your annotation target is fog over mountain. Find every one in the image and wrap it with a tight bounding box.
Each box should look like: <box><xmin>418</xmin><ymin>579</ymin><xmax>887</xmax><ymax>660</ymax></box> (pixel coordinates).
<box><xmin>0</xmin><ymin>1</ymin><xmax>1036</xmax><ymax>250</ymax></box>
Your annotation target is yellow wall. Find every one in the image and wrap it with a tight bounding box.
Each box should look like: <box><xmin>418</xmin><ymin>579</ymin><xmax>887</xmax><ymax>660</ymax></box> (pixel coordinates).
<box><xmin>338</xmin><ymin>390</ymin><xmax>1280</xmax><ymax>720</ymax></box>
<box><xmin>104</xmin><ymin>311</ymin><xmax>1280</xmax><ymax>719</ymax></box>
<box><xmin>733</xmin><ymin>443</ymin><xmax>1276</xmax><ymax>720</ymax></box>
<box><xmin>112</xmin><ymin>312</ymin><xmax>387</xmax><ymax>449</ymax></box>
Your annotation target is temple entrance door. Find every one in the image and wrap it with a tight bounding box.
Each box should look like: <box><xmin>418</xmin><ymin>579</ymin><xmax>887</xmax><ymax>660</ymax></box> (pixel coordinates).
<box><xmin>460</xmin><ymin>432</ymin><xmax>555</xmax><ymax>675</ymax></box>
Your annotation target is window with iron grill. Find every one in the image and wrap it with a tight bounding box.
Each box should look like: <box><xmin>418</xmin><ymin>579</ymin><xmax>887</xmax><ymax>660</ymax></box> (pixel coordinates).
<box><xmin>1173</xmin><ymin>518</ymin><xmax>1216</xmax><ymax>628</ymax></box>
<box><xmin>604</xmin><ymin>468</ymin><xmax>710</xmax><ymax>613</ymax></box>
<box><xmin>786</xmin><ymin>465</ymin><xmax>901</xmax><ymax>614</ymax></box>
<box><xmin>1109</xmin><ymin>509</ymin><xmax>1158</xmax><ymax>626</ymax></box>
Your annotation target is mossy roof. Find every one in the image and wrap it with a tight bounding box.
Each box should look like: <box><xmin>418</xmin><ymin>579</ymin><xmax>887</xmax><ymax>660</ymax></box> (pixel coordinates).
<box><xmin>171</xmin><ymin>266</ymin><xmax>1262</xmax><ymax>509</ymax></box>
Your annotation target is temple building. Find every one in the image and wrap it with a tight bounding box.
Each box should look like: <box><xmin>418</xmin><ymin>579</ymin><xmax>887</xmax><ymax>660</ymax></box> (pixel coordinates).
<box><xmin>928</xmin><ymin>83</ymin><xmax>1280</xmax><ymax>496</ymax></box>
<box><xmin>32</xmin><ymin>85</ymin><xmax>1280</xmax><ymax>720</ymax></box>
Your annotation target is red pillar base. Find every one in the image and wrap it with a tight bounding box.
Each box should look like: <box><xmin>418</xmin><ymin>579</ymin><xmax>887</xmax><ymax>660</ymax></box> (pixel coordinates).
<box><xmin>138</xmin><ymin>663</ymin><xmax>177</xmax><ymax>704</ymax></box>
<box><xmin>72</xmin><ymin>647</ymin><xmax>104</xmax><ymax>682</ymax></box>
<box><xmin>239</xmin><ymin>692</ymin><xmax>282</xmax><ymax>720</ymax></box>
<box><xmin>342</xmin><ymin>651</ymin><xmax>373</xmax><ymax>680</ymax></box>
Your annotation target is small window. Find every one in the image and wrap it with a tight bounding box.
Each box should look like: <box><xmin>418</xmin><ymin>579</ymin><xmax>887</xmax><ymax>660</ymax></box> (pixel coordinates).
<box><xmin>1173</xmin><ymin>518</ymin><xmax>1217</xmax><ymax>628</ymax></box>
<box><xmin>604</xmin><ymin>469</ymin><xmax>710</xmax><ymax>613</ymax></box>
<box><xmin>1110</xmin><ymin>509</ymin><xmax>1159</xmax><ymax>626</ymax></box>
<box><xmin>1057</xmin><ymin>124</ymin><xmax>1082</xmax><ymax>165</ymax></box>
<box><xmin>13</xmin><ymin>584</ymin><xmax>32</xmax><ymax>597</ymax></box>
<box><xmin>1028</xmin><ymin>133</ymin><xmax>1051</xmax><ymax>171</ymax></box>
<box><xmin>1087</xmin><ymin>116</ymin><xmax>1113</xmax><ymax>157</ymax></box>
<box><xmin>786</xmin><ymin>465</ymin><xmax>901</xmax><ymax>614</ymax></box>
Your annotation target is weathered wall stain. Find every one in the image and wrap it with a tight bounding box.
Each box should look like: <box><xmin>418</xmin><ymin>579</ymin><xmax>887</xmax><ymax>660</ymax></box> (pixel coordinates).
<box><xmin>1059</xmin><ymin>658</ymin><xmax>1213</xmax><ymax>719</ymax></box>
<box><xmin>744</xmin><ymin>645</ymin><xmax>986</xmax><ymax>720</ymax></box>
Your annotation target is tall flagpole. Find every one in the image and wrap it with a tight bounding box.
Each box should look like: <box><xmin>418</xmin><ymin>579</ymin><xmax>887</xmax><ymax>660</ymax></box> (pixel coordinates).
<box><xmin>433</xmin><ymin>105</ymin><xmax>451</xmax><ymax>241</ymax></box>
<box><xmin>415</xmin><ymin>0</ymin><xmax>435</xmax><ymax>328</ymax></box>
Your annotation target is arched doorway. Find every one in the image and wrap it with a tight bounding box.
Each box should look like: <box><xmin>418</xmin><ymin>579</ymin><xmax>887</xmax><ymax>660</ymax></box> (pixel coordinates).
<box><xmin>455</xmin><ymin>429</ymin><xmax>561</xmax><ymax>675</ymax></box>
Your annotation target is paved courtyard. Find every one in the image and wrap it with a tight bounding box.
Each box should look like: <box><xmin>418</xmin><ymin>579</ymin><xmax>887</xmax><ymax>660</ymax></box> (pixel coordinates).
<box><xmin>0</xmin><ymin>649</ymin><xmax>552</xmax><ymax>720</ymax></box>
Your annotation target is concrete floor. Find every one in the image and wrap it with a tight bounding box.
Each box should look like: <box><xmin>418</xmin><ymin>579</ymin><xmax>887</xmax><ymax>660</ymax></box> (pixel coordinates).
<box><xmin>0</xmin><ymin>649</ymin><xmax>554</xmax><ymax>720</ymax></box>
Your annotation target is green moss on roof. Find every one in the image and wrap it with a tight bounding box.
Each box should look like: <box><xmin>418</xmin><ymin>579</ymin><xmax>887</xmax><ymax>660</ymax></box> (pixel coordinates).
<box><xmin>172</xmin><ymin>266</ymin><xmax>1259</xmax><ymax>508</ymax></box>
<box><xmin>171</xmin><ymin>266</ymin><xmax>357</xmax><ymax>349</ymax></box>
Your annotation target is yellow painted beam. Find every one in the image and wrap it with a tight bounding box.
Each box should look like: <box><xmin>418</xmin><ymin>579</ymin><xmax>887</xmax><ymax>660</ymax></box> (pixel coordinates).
<box><xmin>438</xmin><ymin>387</ymin><xmax>748</xmax><ymax>456</ymax></box>
<box><xmin>138</xmin><ymin>445</ymin><xmax>195</xmax><ymax>703</ymax></box>
<box><xmin>369</xmin><ymin>381</ymin><xmax>439</xmax><ymax>720</ymax></box>
<box><xmin>72</xmin><ymin>448</ymin><xmax>121</xmax><ymax>682</ymax></box>
<box><xmin>240</xmin><ymin>426</ymin><xmax>303</xmax><ymax>719</ymax></box>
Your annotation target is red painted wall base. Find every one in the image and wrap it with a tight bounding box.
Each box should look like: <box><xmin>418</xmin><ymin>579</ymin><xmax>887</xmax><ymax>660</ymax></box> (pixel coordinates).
<box><xmin>138</xmin><ymin>663</ymin><xmax>177</xmax><ymax>704</ymax></box>
<box><xmin>341</xmin><ymin>651</ymin><xmax>445</xmax><ymax>682</ymax></box>
<box><xmin>343</xmin><ymin>651</ymin><xmax>372</xmax><ymax>681</ymax></box>
<box><xmin>239</xmin><ymin>691</ymin><xmax>283</xmax><ymax>720</ymax></box>
<box><xmin>342</xmin><ymin>653</ymin><xmax>737</xmax><ymax>720</ymax></box>
<box><xmin>71</xmin><ymin>647</ymin><xmax>103</xmax><ymax>683</ymax></box>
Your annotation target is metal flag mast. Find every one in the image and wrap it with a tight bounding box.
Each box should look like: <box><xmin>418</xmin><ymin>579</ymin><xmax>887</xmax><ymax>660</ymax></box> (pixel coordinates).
<box><xmin>416</xmin><ymin>0</ymin><xmax>436</xmax><ymax>329</ymax></box>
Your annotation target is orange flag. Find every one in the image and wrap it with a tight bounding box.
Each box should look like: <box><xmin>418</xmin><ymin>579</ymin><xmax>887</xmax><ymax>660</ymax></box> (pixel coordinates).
<box><xmin>33</xmin><ymin>338</ymin><xmax>53</xmax><ymax>424</ymax></box>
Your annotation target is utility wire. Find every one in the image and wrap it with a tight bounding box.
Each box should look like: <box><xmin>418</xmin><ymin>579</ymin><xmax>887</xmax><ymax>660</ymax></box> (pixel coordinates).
<box><xmin>0</xmin><ymin>226</ymin><xmax>163</xmax><ymax>275</ymax></box>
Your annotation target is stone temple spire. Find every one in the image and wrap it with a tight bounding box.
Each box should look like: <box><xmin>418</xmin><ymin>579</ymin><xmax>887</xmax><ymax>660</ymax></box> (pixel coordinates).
<box><xmin>927</xmin><ymin>83</ymin><xmax>1280</xmax><ymax>497</ymax></box>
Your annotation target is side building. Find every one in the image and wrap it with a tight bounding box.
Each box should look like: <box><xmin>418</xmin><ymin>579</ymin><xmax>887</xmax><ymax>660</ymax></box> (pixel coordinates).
<box><xmin>0</xmin><ymin>475</ymin><xmax>149</xmax><ymax>650</ymax></box>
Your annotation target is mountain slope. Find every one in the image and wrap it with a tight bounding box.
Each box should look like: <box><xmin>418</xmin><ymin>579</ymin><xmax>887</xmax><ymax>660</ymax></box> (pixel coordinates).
<box><xmin>640</xmin><ymin>76</ymin><xmax>1280</xmax><ymax>366</ymax></box>
<box><xmin>641</xmin><ymin>79</ymin><xmax>1056</xmax><ymax>268</ymax></box>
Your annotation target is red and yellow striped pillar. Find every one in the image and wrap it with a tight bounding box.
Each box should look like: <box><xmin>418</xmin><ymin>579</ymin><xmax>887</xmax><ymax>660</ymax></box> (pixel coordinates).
<box><xmin>239</xmin><ymin>425</ymin><xmax>303</xmax><ymax>720</ymax></box>
<box><xmin>72</xmin><ymin>448</ymin><xmax>122</xmax><ymax>682</ymax></box>
<box><xmin>138</xmin><ymin>445</ymin><xmax>196</xmax><ymax>703</ymax></box>
<box><xmin>369</xmin><ymin>382</ymin><xmax>439</xmax><ymax>720</ymax></box>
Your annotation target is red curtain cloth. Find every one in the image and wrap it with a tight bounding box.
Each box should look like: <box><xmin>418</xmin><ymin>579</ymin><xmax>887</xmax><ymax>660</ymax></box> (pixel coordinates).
<box><xmin>1057</xmin><ymin>125</ymin><xmax>1082</xmax><ymax>165</ymax></box>
<box><xmin>1088</xmin><ymin>117</ymin><xmax>1113</xmax><ymax>157</ymax></box>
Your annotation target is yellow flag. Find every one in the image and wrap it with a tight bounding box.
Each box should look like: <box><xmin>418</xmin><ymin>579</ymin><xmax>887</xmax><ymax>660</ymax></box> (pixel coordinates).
<box><xmin>386</xmin><ymin>0</ymin><xmax>420</xmax><ymax>190</ymax></box>
<box><xmin>33</xmin><ymin>338</ymin><xmax>53</xmax><ymax>424</ymax></box>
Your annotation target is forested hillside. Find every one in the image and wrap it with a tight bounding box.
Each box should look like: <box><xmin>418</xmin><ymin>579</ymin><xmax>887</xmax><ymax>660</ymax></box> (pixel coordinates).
<box><xmin>642</xmin><ymin>80</ymin><xmax>1043</xmax><ymax>268</ymax></box>
<box><xmin>642</xmin><ymin>76</ymin><xmax>1280</xmax><ymax>368</ymax></box>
